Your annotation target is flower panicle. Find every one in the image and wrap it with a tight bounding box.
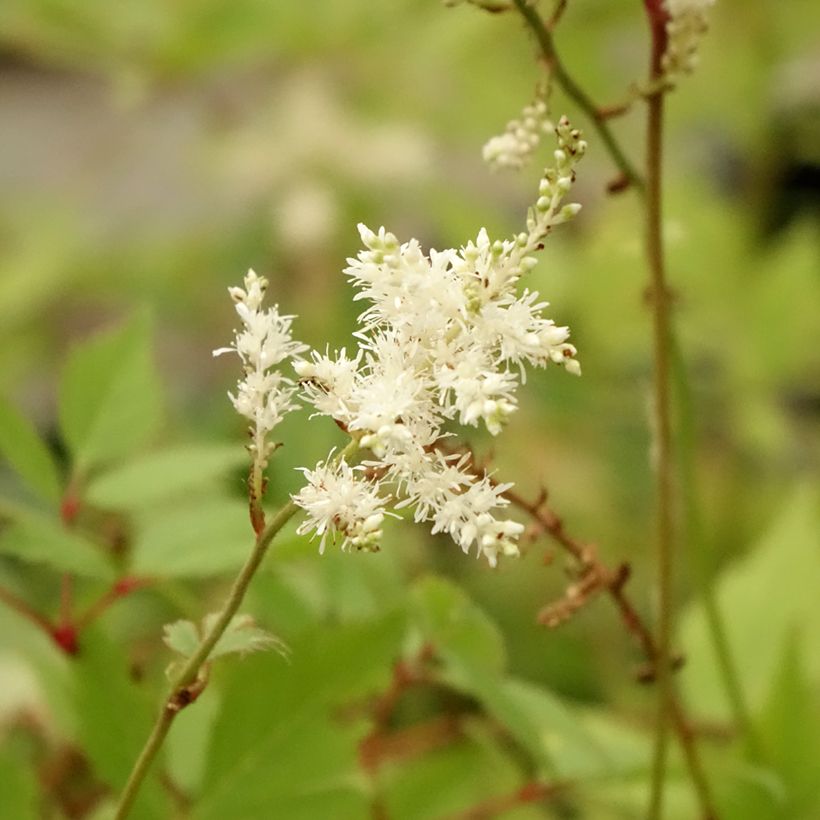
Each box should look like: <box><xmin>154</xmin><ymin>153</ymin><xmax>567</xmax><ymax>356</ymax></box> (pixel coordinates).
<box><xmin>214</xmin><ymin>269</ymin><xmax>307</xmax><ymax>474</ymax></box>
<box><xmin>287</xmin><ymin>120</ymin><xmax>585</xmax><ymax>566</ymax></box>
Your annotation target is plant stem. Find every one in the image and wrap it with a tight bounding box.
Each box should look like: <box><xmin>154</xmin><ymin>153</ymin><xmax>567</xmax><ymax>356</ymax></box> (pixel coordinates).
<box><xmin>114</xmin><ymin>439</ymin><xmax>359</xmax><ymax>819</ymax></box>
<box><xmin>75</xmin><ymin>577</ymin><xmax>151</xmax><ymax>631</ymax></box>
<box><xmin>0</xmin><ymin>583</ymin><xmax>54</xmax><ymax>635</ymax></box>
<box><xmin>511</xmin><ymin>0</ymin><xmax>645</xmax><ymax>192</ymax></box>
<box><xmin>643</xmin><ymin>3</ymin><xmax>675</xmax><ymax>810</ymax></box>
<box><xmin>113</xmin><ymin>499</ymin><xmax>297</xmax><ymax>819</ymax></box>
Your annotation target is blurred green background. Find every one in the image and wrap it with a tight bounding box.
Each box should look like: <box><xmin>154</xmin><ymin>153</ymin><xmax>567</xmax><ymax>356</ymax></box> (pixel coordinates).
<box><xmin>0</xmin><ymin>1</ymin><xmax>818</xmax><ymax>818</ymax></box>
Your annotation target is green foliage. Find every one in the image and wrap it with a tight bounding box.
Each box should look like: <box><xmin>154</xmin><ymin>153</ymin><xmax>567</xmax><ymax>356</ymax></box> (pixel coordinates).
<box><xmin>163</xmin><ymin>612</ymin><xmax>287</xmax><ymax>678</ymax></box>
<box><xmin>410</xmin><ymin>575</ymin><xmax>506</xmax><ymax>676</ymax></box>
<box><xmin>680</xmin><ymin>485</ymin><xmax>820</xmax><ymax>721</ymax></box>
<box><xmin>0</xmin><ymin>505</ymin><xmax>113</xmax><ymax>579</ymax></box>
<box><xmin>129</xmin><ymin>498</ymin><xmax>252</xmax><ymax>577</ymax></box>
<box><xmin>73</xmin><ymin>629</ymin><xmax>170</xmax><ymax>819</ymax></box>
<box><xmin>193</xmin><ymin>613</ymin><xmax>405</xmax><ymax>819</ymax></box>
<box><xmin>86</xmin><ymin>443</ymin><xmax>247</xmax><ymax>510</ymax></box>
<box><xmin>58</xmin><ymin>312</ymin><xmax>162</xmax><ymax>474</ymax></box>
<box><xmin>0</xmin><ymin>750</ymin><xmax>38</xmax><ymax>820</ymax></box>
<box><xmin>0</xmin><ymin>1</ymin><xmax>817</xmax><ymax>818</ymax></box>
<box><xmin>0</xmin><ymin>395</ymin><xmax>62</xmax><ymax>503</ymax></box>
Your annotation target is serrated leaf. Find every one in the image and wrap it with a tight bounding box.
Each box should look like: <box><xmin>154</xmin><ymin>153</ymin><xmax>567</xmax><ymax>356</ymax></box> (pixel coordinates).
<box><xmin>58</xmin><ymin>312</ymin><xmax>162</xmax><ymax>471</ymax></box>
<box><xmin>409</xmin><ymin>575</ymin><xmax>506</xmax><ymax>676</ymax></box>
<box><xmin>0</xmin><ymin>506</ymin><xmax>113</xmax><ymax>579</ymax></box>
<box><xmin>0</xmin><ymin>395</ymin><xmax>62</xmax><ymax>502</ymax></box>
<box><xmin>207</xmin><ymin>613</ymin><xmax>289</xmax><ymax>661</ymax></box>
<box><xmin>195</xmin><ymin>613</ymin><xmax>405</xmax><ymax>819</ymax></box>
<box><xmin>162</xmin><ymin>619</ymin><xmax>200</xmax><ymax>658</ymax></box>
<box><xmin>679</xmin><ymin>485</ymin><xmax>820</xmax><ymax>721</ymax></box>
<box><xmin>130</xmin><ymin>498</ymin><xmax>252</xmax><ymax>578</ymax></box>
<box><xmin>163</xmin><ymin>614</ymin><xmax>287</xmax><ymax>671</ymax></box>
<box><xmin>85</xmin><ymin>443</ymin><xmax>247</xmax><ymax>510</ymax></box>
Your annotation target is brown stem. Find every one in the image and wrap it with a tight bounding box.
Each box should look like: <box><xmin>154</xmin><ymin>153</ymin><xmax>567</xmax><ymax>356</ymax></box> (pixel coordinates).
<box><xmin>0</xmin><ymin>583</ymin><xmax>54</xmax><ymax>635</ymax></box>
<box><xmin>442</xmin><ymin>780</ymin><xmax>568</xmax><ymax>820</ymax></box>
<box><xmin>446</xmin><ymin>444</ymin><xmax>716</xmax><ymax>819</ymax></box>
<box><xmin>511</xmin><ymin>0</ymin><xmax>645</xmax><ymax>192</ymax></box>
<box><xmin>75</xmin><ymin>577</ymin><xmax>151</xmax><ymax>631</ymax></box>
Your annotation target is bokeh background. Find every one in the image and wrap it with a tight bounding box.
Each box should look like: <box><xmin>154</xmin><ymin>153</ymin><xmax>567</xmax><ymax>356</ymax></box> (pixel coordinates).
<box><xmin>0</xmin><ymin>1</ymin><xmax>818</xmax><ymax>818</ymax></box>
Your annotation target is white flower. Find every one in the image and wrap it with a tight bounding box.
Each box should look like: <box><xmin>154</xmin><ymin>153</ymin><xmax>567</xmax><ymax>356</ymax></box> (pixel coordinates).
<box><xmin>292</xmin><ymin>458</ymin><xmax>389</xmax><ymax>553</ymax></box>
<box><xmin>662</xmin><ymin>0</ymin><xmax>715</xmax><ymax>80</ymax></box>
<box><xmin>215</xmin><ymin>269</ymin><xmax>307</xmax><ymax>469</ymax></box>
<box><xmin>483</xmin><ymin>96</ymin><xmax>553</xmax><ymax>172</ymax></box>
<box><xmin>290</xmin><ymin>120</ymin><xmax>585</xmax><ymax>566</ymax></box>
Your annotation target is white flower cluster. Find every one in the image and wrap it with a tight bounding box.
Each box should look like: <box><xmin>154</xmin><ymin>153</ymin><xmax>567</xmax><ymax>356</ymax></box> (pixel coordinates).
<box><xmin>482</xmin><ymin>95</ymin><xmax>552</xmax><ymax>171</ymax></box>
<box><xmin>214</xmin><ymin>270</ymin><xmax>307</xmax><ymax>470</ymax></box>
<box><xmin>662</xmin><ymin>0</ymin><xmax>715</xmax><ymax>80</ymax></box>
<box><xmin>293</xmin><ymin>457</ymin><xmax>388</xmax><ymax>553</ymax></box>
<box><xmin>291</xmin><ymin>118</ymin><xmax>585</xmax><ymax>566</ymax></box>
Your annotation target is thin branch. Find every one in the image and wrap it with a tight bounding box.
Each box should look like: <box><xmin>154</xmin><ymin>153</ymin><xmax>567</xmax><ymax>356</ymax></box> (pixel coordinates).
<box><xmin>448</xmin><ymin>444</ymin><xmax>717</xmax><ymax>819</ymax></box>
<box><xmin>642</xmin><ymin>0</ymin><xmax>676</xmax><ymax>814</ymax></box>
<box><xmin>545</xmin><ymin>0</ymin><xmax>568</xmax><ymax>30</ymax></box>
<box><xmin>112</xmin><ymin>497</ymin><xmax>300</xmax><ymax>819</ymax></box>
<box><xmin>75</xmin><ymin>577</ymin><xmax>152</xmax><ymax>631</ymax></box>
<box><xmin>0</xmin><ymin>583</ymin><xmax>54</xmax><ymax>635</ymax></box>
<box><xmin>511</xmin><ymin>0</ymin><xmax>645</xmax><ymax>192</ymax></box>
<box><xmin>441</xmin><ymin>780</ymin><xmax>568</xmax><ymax>820</ymax></box>
<box><xmin>113</xmin><ymin>440</ymin><xmax>360</xmax><ymax>819</ymax></box>
<box><xmin>59</xmin><ymin>574</ymin><xmax>73</xmax><ymax>628</ymax></box>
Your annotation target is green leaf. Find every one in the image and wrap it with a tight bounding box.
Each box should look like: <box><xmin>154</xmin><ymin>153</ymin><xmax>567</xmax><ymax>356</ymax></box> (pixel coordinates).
<box><xmin>162</xmin><ymin>619</ymin><xmax>200</xmax><ymax>658</ymax></box>
<box><xmin>0</xmin><ymin>395</ymin><xmax>62</xmax><ymax>502</ymax></box>
<box><xmin>166</xmin><ymin>687</ymin><xmax>220</xmax><ymax>798</ymax></box>
<box><xmin>73</xmin><ymin>629</ymin><xmax>170</xmax><ymax>820</ymax></box>
<box><xmin>207</xmin><ymin>613</ymin><xmax>289</xmax><ymax>661</ymax></box>
<box><xmin>679</xmin><ymin>485</ymin><xmax>820</xmax><ymax>721</ymax></box>
<box><xmin>383</xmin><ymin>732</ymin><xmax>525</xmax><ymax>820</ymax></box>
<box><xmin>58</xmin><ymin>312</ymin><xmax>162</xmax><ymax>472</ymax></box>
<box><xmin>0</xmin><ymin>506</ymin><xmax>113</xmax><ymax>579</ymax></box>
<box><xmin>162</xmin><ymin>613</ymin><xmax>288</xmax><ymax>674</ymax></box>
<box><xmin>195</xmin><ymin>613</ymin><xmax>405</xmax><ymax>819</ymax></box>
<box><xmin>85</xmin><ymin>443</ymin><xmax>247</xmax><ymax>510</ymax></box>
<box><xmin>130</xmin><ymin>498</ymin><xmax>252</xmax><ymax>578</ymax></box>
<box><xmin>752</xmin><ymin>633</ymin><xmax>820</xmax><ymax>819</ymax></box>
<box><xmin>409</xmin><ymin>575</ymin><xmax>506</xmax><ymax>677</ymax></box>
<box><xmin>0</xmin><ymin>751</ymin><xmax>37</xmax><ymax>820</ymax></box>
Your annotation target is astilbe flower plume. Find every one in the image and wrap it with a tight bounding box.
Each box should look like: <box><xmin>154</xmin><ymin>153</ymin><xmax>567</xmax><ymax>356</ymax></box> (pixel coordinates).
<box><xmin>214</xmin><ymin>270</ymin><xmax>307</xmax><ymax>529</ymax></box>
<box><xmin>289</xmin><ymin>117</ymin><xmax>587</xmax><ymax>567</ymax></box>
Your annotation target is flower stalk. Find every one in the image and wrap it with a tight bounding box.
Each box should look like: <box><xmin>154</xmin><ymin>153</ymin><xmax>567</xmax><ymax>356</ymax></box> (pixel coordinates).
<box><xmin>114</xmin><ymin>496</ymin><xmax>299</xmax><ymax>819</ymax></box>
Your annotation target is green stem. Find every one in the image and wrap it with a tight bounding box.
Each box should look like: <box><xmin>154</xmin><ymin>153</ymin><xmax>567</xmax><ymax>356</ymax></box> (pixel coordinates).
<box><xmin>511</xmin><ymin>0</ymin><xmax>645</xmax><ymax>192</ymax></box>
<box><xmin>113</xmin><ymin>499</ymin><xmax>299</xmax><ymax>819</ymax></box>
<box><xmin>644</xmin><ymin>80</ymin><xmax>673</xmax><ymax>820</ymax></box>
<box><xmin>670</xmin><ymin>337</ymin><xmax>762</xmax><ymax>761</ymax></box>
<box><xmin>114</xmin><ymin>438</ymin><xmax>360</xmax><ymax>818</ymax></box>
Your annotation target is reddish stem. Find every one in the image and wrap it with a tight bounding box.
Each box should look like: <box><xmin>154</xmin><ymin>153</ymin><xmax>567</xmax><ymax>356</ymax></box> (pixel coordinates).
<box><xmin>0</xmin><ymin>583</ymin><xmax>54</xmax><ymax>635</ymax></box>
<box><xmin>59</xmin><ymin>574</ymin><xmax>74</xmax><ymax>627</ymax></box>
<box><xmin>443</xmin><ymin>780</ymin><xmax>567</xmax><ymax>820</ymax></box>
<box><xmin>75</xmin><ymin>576</ymin><xmax>151</xmax><ymax>630</ymax></box>
<box><xmin>60</xmin><ymin>490</ymin><xmax>82</xmax><ymax>526</ymax></box>
<box><xmin>0</xmin><ymin>584</ymin><xmax>81</xmax><ymax>655</ymax></box>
